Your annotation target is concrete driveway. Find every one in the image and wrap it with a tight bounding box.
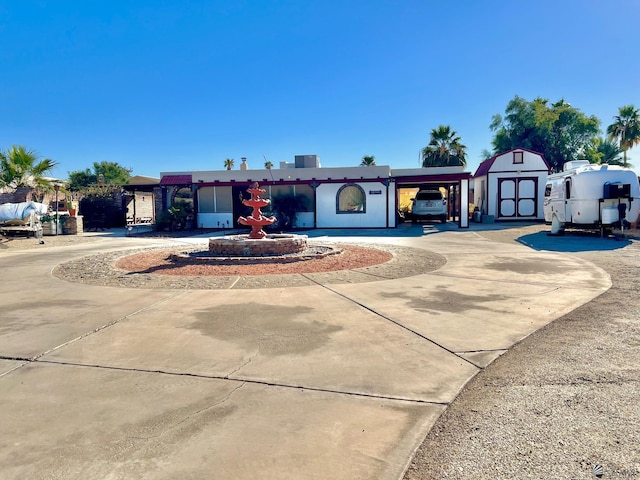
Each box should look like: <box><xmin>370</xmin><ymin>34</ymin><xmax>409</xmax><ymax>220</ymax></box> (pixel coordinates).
<box><xmin>0</xmin><ymin>226</ymin><xmax>610</xmax><ymax>479</ymax></box>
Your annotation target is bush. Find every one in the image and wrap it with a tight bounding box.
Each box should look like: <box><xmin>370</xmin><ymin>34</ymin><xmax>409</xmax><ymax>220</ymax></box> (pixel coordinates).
<box><xmin>79</xmin><ymin>186</ymin><xmax>124</xmax><ymax>228</ymax></box>
<box><xmin>155</xmin><ymin>200</ymin><xmax>194</xmax><ymax>231</ymax></box>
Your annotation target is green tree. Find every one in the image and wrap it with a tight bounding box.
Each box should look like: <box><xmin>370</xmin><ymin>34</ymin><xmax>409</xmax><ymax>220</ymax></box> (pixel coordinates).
<box><xmin>490</xmin><ymin>96</ymin><xmax>600</xmax><ymax>172</ymax></box>
<box><xmin>94</xmin><ymin>161</ymin><xmax>132</xmax><ymax>185</ymax></box>
<box><xmin>68</xmin><ymin>169</ymin><xmax>96</xmax><ymax>190</ymax></box>
<box><xmin>68</xmin><ymin>161</ymin><xmax>132</xmax><ymax>190</ymax></box>
<box><xmin>580</xmin><ymin>137</ymin><xmax>624</xmax><ymax>165</ymax></box>
<box><xmin>480</xmin><ymin>149</ymin><xmax>493</xmax><ymax>161</ymax></box>
<box><xmin>224</xmin><ymin>158</ymin><xmax>235</xmax><ymax>170</ymax></box>
<box><xmin>421</xmin><ymin>125</ymin><xmax>467</xmax><ymax>167</ymax></box>
<box><xmin>606</xmin><ymin>104</ymin><xmax>640</xmax><ymax>167</ymax></box>
<box><xmin>360</xmin><ymin>155</ymin><xmax>376</xmax><ymax>166</ymax></box>
<box><xmin>0</xmin><ymin>145</ymin><xmax>58</xmax><ymax>190</ymax></box>
<box><xmin>264</xmin><ymin>160</ymin><xmax>273</xmax><ymax>169</ymax></box>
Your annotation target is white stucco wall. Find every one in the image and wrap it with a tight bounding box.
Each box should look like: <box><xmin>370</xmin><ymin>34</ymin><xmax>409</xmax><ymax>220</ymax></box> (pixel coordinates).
<box><xmin>197</xmin><ymin>213</ymin><xmax>234</xmax><ymax>229</ymax></box>
<box><xmin>316</xmin><ymin>182</ymin><xmax>390</xmax><ymax>228</ymax></box>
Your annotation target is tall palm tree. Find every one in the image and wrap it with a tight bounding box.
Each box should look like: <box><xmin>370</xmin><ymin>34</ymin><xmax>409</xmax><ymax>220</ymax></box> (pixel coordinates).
<box><xmin>422</xmin><ymin>125</ymin><xmax>467</xmax><ymax>167</ymax></box>
<box><xmin>606</xmin><ymin>105</ymin><xmax>640</xmax><ymax>167</ymax></box>
<box><xmin>360</xmin><ymin>155</ymin><xmax>376</xmax><ymax>166</ymax></box>
<box><xmin>224</xmin><ymin>158</ymin><xmax>235</xmax><ymax>170</ymax></box>
<box><xmin>0</xmin><ymin>145</ymin><xmax>58</xmax><ymax>190</ymax></box>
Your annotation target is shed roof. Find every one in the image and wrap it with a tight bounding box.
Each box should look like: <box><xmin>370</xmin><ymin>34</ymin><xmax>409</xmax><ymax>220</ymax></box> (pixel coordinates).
<box><xmin>473</xmin><ymin>148</ymin><xmax>548</xmax><ymax>177</ymax></box>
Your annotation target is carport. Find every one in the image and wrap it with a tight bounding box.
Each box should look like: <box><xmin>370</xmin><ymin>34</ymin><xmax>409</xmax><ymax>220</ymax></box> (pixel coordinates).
<box><xmin>391</xmin><ymin>167</ymin><xmax>472</xmax><ymax>228</ymax></box>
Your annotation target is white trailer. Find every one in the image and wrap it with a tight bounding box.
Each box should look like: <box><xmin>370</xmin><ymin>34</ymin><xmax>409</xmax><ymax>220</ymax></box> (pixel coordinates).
<box><xmin>543</xmin><ymin>161</ymin><xmax>640</xmax><ymax>235</ymax></box>
<box><xmin>0</xmin><ymin>201</ymin><xmax>48</xmax><ymax>237</ymax></box>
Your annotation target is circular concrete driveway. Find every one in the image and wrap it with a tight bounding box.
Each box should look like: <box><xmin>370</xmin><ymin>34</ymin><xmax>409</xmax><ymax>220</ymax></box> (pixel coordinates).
<box><xmin>0</xmin><ymin>226</ymin><xmax>610</xmax><ymax>479</ymax></box>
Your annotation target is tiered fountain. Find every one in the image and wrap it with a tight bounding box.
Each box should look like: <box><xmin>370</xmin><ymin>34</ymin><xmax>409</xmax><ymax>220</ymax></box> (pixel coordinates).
<box><xmin>237</xmin><ymin>182</ymin><xmax>276</xmax><ymax>239</ymax></box>
<box><xmin>205</xmin><ymin>182</ymin><xmax>316</xmax><ymax>259</ymax></box>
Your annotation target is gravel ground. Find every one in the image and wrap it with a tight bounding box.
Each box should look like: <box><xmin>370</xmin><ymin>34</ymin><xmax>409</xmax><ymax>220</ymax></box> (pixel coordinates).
<box><xmin>405</xmin><ymin>225</ymin><xmax>640</xmax><ymax>480</ymax></box>
<box><xmin>51</xmin><ymin>242</ymin><xmax>445</xmax><ymax>289</ymax></box>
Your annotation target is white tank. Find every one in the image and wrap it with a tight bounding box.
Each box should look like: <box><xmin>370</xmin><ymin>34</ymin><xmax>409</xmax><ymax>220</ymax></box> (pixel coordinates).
<box><xmin>601</xmin><ymin>206</ymin><xmax>619</xmax><ymax>225</ymax></box>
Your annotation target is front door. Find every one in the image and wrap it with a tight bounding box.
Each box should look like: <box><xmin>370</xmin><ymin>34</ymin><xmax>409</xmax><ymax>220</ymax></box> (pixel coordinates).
<box><xmin>563</xmin><ymin>179</ymin><xmax>572</xmax><ymax>223</ymax></box>
<box><xmin>497</xmin><ymin>177</ymin><xmax>538</xmax><ymax>218</ymax></box>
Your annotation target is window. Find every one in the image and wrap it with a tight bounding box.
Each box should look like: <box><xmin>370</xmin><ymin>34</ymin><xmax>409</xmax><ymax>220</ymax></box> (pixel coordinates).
<box><xmin>197</xmin><ymin>186</ymin><xmax>232</xmax><ymax>213</ymax></box>
<box><xmin>270</xmin><ymin>184</ymin><xmax>294</xmax><ymax>199</ymax></box>
<box><xmin>293</xmin><ymin>184</ymin><xmax>315</xmax><ymax>211</ymax></box>
<box><xmin>513</xmin><ymin>151</ymin><xmax>524</xmax><ymax>164</ymax></box>
<box><xmin>337</xmin><ymin>184</ymin><xmax>366</xmax><ymax>213</ymax></box>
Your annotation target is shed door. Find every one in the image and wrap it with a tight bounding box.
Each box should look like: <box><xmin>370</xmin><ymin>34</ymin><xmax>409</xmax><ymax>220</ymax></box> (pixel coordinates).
<box><xmin>497</xmin><ymin>178</ymin><xmax>538</xmax><ymax>218</ymax></box>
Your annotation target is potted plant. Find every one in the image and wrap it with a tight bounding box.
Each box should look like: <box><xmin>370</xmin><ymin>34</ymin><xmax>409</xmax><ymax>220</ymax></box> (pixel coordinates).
<box><xmin>40</xmin><ymin>213</ymin><xmax>66</xmax><ymax>235</ymax></box>
<box><xmin>67</xmin><ymin>200</ymin><xmax>77</xmax><ymax>216</ymax></box>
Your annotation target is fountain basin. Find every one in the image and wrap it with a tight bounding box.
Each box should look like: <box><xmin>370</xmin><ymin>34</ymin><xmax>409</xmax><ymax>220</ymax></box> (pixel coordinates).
<box><xmin>208</xmin><ymin>233</ymin><xmax>308</xmax><ymax>257</ymax></box>
<box><xmin>171</xmin><ymin>237</ymin><xmax>341</xmax><ymax>265</ymax></box>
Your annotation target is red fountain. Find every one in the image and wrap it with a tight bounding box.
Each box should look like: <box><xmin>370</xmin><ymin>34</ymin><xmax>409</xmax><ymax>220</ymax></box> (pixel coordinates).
<box><xmin>238</xmin><ymin>182</ymin><xmax>276</xmax><ymax>239</ymax></box>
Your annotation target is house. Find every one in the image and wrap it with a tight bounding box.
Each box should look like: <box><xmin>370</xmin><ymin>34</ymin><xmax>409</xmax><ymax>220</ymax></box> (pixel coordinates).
<box><xmin>157</xmin><ymin>155</ymin><xmax>474</xmax><ymax>230</ymax></box>
<box><xmin>473</xmin><ymin>148</ymin><xmax>550</xmax><ymax>221</ymax></box>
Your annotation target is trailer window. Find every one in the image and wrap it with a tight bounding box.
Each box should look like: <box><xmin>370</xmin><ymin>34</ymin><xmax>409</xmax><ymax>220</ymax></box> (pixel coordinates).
<box><xmin>565</xmin><ymin>180</ymin><xmax>571</xmax><ymax>199</ymax></box>
<box><xmin>544</xmin><ymin>184</ymin><xmax>552</xmax><ymax>197</ymax></box>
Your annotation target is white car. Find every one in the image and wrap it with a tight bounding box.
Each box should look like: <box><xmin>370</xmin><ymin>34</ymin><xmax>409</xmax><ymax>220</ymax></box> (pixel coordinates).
<box><xmin>411</xmin><ymin>190</ymin><xmax>447</xmax><ymax>223</ymax></box>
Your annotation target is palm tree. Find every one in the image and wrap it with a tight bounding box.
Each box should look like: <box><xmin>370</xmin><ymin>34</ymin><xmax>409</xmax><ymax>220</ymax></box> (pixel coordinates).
<box><xmin>264</xmin><ymin>160</ymin><xmax>273</xmax><ymax>169</ymax></box>
<box><xmin>224</xmin><ymin>158</ymin><xmax>235</xmax><ymax>170</ymax></box>
<box><xmin>606</xmin><ymin>105</ymin><xmax>640</xmax><ymax>167</ymax></box>
<box><xmin>360</xmin><ymin>155</ymin><xmax>376</xmax><ymax>166</ymax></box>
<box><xmin>598</xmin><ymin>138</ymin><xmax>624</xmax><ymax>165</ymax></box>
<box><xmin>422</xmin><ymin>125</ymin><xmax>467</xmax><ymax>168</ymax></box>
<box><xmin>0</xmin><ymin>145</ymin><xmax>58</xmax><ymax>190</ymax></box>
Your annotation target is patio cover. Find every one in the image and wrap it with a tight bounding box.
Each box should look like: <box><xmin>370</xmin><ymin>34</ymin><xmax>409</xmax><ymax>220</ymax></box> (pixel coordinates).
<box><xmin>160</xmin><ymin>175</ymin><xmax>192</xmax><ymax>185</ymax></box>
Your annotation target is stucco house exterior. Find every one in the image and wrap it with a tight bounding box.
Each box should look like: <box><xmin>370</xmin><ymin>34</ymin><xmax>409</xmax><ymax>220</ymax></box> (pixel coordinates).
<box><xmin>154</xmin><ymin>155</ymin><xmax>473</xmax><ymax>230</ymax></box>
<box><xmin>473</xmin><ymin>148</ymin><xmax>550</xmax><ymax>221</ymax></box>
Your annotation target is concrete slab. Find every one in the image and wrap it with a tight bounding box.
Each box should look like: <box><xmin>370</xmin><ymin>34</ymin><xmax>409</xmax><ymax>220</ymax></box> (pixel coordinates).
<box><xmin>0</xmin><ymin>363</ymin><xmax>443</xmax><ymax>480</ymax></box>
<box><xmin>0</xmin><ymin>284</ymin><xmax>178</xmax><ymax>359</ymax></box>
<box><xmin>0</xmin><ymin>359</ymin><xmax>24</xmax><ymax>376</ymax></box>
<box><xmin>47</xmin><ymin>286</ymin><xmax>479</xmax><ymax>403</ymax></box>
<box><xmin>435</xmin><ymin>251</ymin><xmax>610</xmax><ymax>290</ymax></box>
<box><xmin>327</xmin><ymin>270</ymin><xmax>608</xmax><ymax>353</ymax></box>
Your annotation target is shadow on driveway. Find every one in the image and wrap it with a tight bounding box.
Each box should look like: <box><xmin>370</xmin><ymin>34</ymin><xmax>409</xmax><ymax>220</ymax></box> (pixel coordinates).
<box><xmin>517</xmin><ymin>230</ymin><xmax>633</xmax><ymax>252</ymax></box>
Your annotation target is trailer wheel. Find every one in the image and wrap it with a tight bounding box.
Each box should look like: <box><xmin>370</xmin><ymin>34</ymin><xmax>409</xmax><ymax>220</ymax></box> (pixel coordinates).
<box><xmin>549</xmin><ymin>214</ymin><xmax>564</xmax><ymax>235</ymax></box>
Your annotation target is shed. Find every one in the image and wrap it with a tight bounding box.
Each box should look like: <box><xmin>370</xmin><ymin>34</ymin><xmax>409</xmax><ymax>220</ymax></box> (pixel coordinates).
<box><xmin>473</xmin><ymin>148</ymin><xmax>550</xmax><ymax>221</ymax></box>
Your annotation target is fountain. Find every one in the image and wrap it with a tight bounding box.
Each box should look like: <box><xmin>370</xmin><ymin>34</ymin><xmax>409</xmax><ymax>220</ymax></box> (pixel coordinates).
<box><xmin>199</xmin><ymin>181</ymin><xmax>334</xmax><ymax>262</ymax></box>
<box><xmin>237</xmin><ymin>182</ymin><xmax>276</xmax><ymax>239</ymax></box>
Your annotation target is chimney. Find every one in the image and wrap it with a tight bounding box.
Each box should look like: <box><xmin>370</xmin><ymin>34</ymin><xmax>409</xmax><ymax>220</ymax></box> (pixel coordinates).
<box><xmin>240</xmin><ymin>157</ymin><xmax>248</xmax><ymax>171</ymax></box>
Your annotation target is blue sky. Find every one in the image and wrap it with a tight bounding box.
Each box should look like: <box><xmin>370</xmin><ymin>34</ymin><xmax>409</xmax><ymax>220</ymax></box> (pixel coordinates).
<box><xmin>1</xmin><ymin>0</ymin><xmax>639</xmax><ymax>179</ymax></box>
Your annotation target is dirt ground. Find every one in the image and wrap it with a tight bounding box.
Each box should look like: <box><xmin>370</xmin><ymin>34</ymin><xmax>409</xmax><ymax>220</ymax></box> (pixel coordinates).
<box><xmin>404</xmin><ymin>227</ymin><xmax>640</xmax><ymax>479</ymax></box>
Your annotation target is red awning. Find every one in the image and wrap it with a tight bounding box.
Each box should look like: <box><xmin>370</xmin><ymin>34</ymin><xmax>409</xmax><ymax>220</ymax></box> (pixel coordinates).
<box><xmin>160</xmin><ymin>175</ymin><xmax>192</xmax><ymax>185</ymax></box>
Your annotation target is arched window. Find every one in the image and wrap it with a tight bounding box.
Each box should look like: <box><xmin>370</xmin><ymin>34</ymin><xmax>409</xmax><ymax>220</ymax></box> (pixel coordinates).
<box><xmin>336</xmin><ymin>184</ymin><xmax>366</xmax><ymax>214</ymax></box>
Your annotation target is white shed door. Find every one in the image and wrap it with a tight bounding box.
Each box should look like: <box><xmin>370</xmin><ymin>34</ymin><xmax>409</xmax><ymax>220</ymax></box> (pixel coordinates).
<box><xmin>498</xmin><ymin>178</ymin><xmax>538</xmax><ymax>218</ymax></box>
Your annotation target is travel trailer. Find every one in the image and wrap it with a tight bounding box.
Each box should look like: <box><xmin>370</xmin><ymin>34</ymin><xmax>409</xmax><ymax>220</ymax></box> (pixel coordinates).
<box><xmin>543</xmin><ymin>161</ymin><xmax>640</xmax><ymax>235</ymax></box>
